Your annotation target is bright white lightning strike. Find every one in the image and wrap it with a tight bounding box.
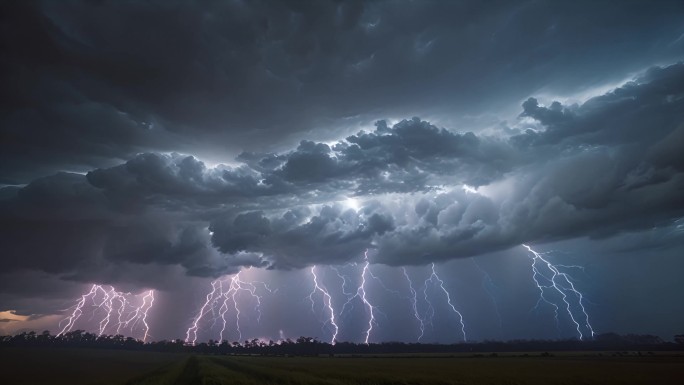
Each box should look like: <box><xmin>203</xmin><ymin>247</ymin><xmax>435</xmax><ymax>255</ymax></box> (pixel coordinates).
<box><xmin>341</xmin><ymin>250</ymin><xmax>377</xmax><ymax>344</ymax></box>
<box><xmin>139</xmin><ymin>290</ymin><xmax>155</xmax><ymax>342</ymax></box>
<box><xmin>58</xmin><ymin>285</ymin><xmax>155</xmax><ymax>341</ymax></box>
<box><xmin>185</xmin><ymin>280</ymin><xmax>220</xmax><ymax>345</ymax></box>
<box><xmin>185</xmin><ymin>270</ymin><xmax>271</xmax><ymax>345</ymax></box>
<box><xmin>523</xmin><ymin>244</ymin><xmax>595</xmax><ymax>340</ymax></box>
<box><xmin>308</xmin><ymin>266</ymin><xmax>339</xmax><ymax>345</ymax></box>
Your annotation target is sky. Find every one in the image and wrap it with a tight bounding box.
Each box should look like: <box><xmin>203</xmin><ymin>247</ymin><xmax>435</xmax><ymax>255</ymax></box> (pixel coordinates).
<box><xmin>1</xmin><ymin>0</ymin><xmax>683</xmax><ymax>344</ymax></box>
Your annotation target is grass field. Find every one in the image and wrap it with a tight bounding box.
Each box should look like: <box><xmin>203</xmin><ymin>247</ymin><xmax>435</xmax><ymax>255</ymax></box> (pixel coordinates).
<box><xmin>0</xmin><ymin>347</ymin><xmax>184</xmax><ymax>385</ymax></box>
<box><xmin>2</xmin><ymin>348</ymin><xmax>682</xmax><ymax>384</ymax></box>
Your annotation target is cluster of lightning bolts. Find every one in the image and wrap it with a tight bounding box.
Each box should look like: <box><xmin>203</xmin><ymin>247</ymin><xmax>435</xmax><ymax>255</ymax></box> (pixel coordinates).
<box><xmin>523</xmin><ymin>244</ymin><xmax>595</xmax><ymax>340</ymax></box>
<box><xmin>57</xmin><ymin>245</ymin><xmax>594</xmax><ymax>344</ymax></box>
<box><xmin>306</xmin><ymin>250</ymin><xmax>469</xmax><ymax>344</ymax></box>
<box><xmin>57</xmin><ymin>285</ymin><xmax>155</xmax><ymax>341</ymax></box>
<box><xmin>307</xmin><ymin>251</ymin><xmax>379</xmax><ymax>344</ymax></box>
<box><xmin>306</xmin><ymin>246</ymin><xmax>595</xmax><ymax>344</ymax></box>
<box><xmin>185</xmin><ymin>270</ymin><xmax>273</xmax><ymax>345</ymax></box>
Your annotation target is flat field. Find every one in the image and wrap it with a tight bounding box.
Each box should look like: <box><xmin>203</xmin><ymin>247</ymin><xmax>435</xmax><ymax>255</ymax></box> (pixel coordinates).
<box><xmin>1</xmin><ymin>348</ymin><xmax>682</xmax><ymax>385</ymax></box>
<box><xmin>0</xmin><ymin>347</ymin><xmax>184</xmax><ymax>385</ymax></box>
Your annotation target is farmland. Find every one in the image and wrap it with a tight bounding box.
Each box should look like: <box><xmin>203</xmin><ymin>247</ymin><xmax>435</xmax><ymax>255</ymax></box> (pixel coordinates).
<box><xmin>2</xmin><ymin>348</ymin><xmax>682</xmax><ymax>385</ymax></box>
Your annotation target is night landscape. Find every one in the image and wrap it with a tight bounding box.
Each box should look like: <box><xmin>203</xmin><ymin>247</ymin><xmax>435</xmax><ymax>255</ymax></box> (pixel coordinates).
<box><xmin>1</xmin><ymin>1</ymin><xmax>683</xmax><ymax>384</ymax></box>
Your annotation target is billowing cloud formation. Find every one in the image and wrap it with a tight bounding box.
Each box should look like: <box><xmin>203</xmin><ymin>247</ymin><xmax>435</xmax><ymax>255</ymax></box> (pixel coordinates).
<box><xmin>1</xmin><ymin>63</ymin><xmax>682</xmax><ymax>284</ymax></box>
<box><xmin>3</xmin><ymin>0</ymin><xmax>683</xmax><ymax>184</ymax></box>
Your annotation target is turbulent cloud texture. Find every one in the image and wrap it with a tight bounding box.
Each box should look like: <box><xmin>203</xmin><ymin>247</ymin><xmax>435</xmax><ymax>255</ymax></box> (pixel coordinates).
<box><xmin>1</xmin><ymin>63</ymin><xmax>683</xmax><ymax>282</ymax></box>
<box><xmin>3</xmin><ymin>0</ymin><xmax>683</xmax><ymax>183</ymax></box>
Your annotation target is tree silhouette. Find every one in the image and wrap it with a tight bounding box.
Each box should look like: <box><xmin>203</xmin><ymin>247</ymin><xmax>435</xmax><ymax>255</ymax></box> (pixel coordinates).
<box><xmin>1</xmin><ymin>330</ymin><xmax>682</xmax><ymax>355</ymax></box>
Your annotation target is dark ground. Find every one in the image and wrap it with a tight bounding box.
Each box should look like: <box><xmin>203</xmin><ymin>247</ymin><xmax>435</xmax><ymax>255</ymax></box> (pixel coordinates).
<box><xmin>1</xmin><ymin>347</ymin><xmax>682</xmax><ymax>384</ymax></box>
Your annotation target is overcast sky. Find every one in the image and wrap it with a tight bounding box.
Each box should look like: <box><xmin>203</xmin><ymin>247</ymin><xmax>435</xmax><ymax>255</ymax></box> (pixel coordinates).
<box><xmin>1</xmin><ymin>0</ymin><xmax>683</xmax><ymax>343</ymax></box>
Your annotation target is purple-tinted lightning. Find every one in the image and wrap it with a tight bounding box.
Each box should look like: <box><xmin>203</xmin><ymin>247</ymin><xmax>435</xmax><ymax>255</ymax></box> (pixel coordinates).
<box><xmin>424</xmin><ymin>263</ymin><xmax>467</xmax><ymax>342</ymax></box>
<box><xmin>186</xmin><ymin>280</ymin><xmax>220</xmax><ymax>345</ymax></box>
<box><xmin>58</xmin><ymin>285</ymin><xmax>155</xmax><ymax>341</ymax></box>
<box><xmin>331</xmin><ymin>266</ymin><xmax>355</xmax><ymax>297</ymax></box>
<box><xmin>185</xmin><ymin>270</ymin><xmax>273</xmax><ymax>345</ymax></box>
<box><xmin>308</xmin><ymin>266</ymin><xmax>339</xmax><ymax>344</ymax></box>
<box><xmin>523</xmin><ymin>244</ymin><xmax>595</xmax><ymax>340</ymax></box>
<box><xmin>139</xmin><ymin>290</ymin><xmax>155</xmax><ymax>342</ymax></box>
<box><xmin>58</xmin><ymin>285</ymin><xmax>98</xmax><ymax>336</ymax></box>
<box><xmin>402</xmin><ymin>267</ymin><xmax>425</xmax><ymax>341</ymax></box>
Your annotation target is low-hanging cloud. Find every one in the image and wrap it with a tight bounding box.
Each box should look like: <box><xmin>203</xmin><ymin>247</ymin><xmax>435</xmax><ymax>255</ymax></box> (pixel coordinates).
<box><xmin>0</xmin><ymin>63</ymin><xmax>683</xmax><ymax>285</ymax></box>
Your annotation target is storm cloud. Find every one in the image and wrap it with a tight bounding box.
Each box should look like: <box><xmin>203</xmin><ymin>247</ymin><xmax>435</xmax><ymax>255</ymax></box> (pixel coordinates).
<box><xmin>1</xmin><ymin>0</ymin><xmax>683</xmax><ymax>341</ymax></box>
<box><xmin>3</xmin><ymin>0</ymin><xmax>683</xmax><ymax>183</ymax></box>
<box><xmin>1</xmin><ymin>62</ymin><xmax>682</xmax><ymax>280</ymax></box>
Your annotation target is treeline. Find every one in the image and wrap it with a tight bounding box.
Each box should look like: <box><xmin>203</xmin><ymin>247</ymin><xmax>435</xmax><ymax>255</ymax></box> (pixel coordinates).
<box><xmin>1</xmin><ymin>331</ymin><xmax>683</xmax><ymax>355</ymax></box>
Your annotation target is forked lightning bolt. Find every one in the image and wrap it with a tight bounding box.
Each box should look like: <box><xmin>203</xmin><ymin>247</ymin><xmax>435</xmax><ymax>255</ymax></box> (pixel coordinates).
<box><xmin>58</xmin><ymin>285</ymin><xmax>155</xmax><ymax>341</ymax></box>
<box><xmin>185</xmin><ymin>270</ymin><xmax>271</xmax><ymax>345</ymax></box>
<box><xmin>308</xmin><ymin>265</ymin><xmax>339</xmax><ymax>344</ymax></box>
<box><xmin>341</xmin><ymin>250</ymin><xmax>377</xmax><ymax>344</ymax></box>
<box><xmin>330</xmin><ymin>266</ymin><xmax>354</xmax><ymax>297</ymax></box>
<box><xmin>185</xmin><ymin>281</ymin><xmax>220</xmax><ymax>345</ymax></box>
<box><xmin>424</xmin><ymin>263</ymin><xmax>467</xmax><ymax>341</ymax></box>
<box><xmin>523</xmin><ymin>244</ymin><xmax>595</xmax><ymax>340</ymax></box>
<box><xmin>402</xmin><ymin>267</ymin><xmax>425</xmax><ymax>341</ymax></box>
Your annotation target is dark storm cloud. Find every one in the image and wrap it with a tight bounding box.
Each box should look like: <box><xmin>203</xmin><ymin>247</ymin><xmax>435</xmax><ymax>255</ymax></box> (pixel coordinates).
<box><xmin>1</xmin><ymin>63</ymin><xmax>683</xmax><ymax>280</ymax></box>
<box><xmin>0</xmin><ymin>171</ymin><xmax>239</xmax><ymax>281</ymax></box>
<box><xmin>82</xmin><ymin>118</ymin><xmax>515</xmax><ymax>205</ymax></box>
<box><xmin>374</xmin><ymin>65</ymin><xmax>684</xmax><ymax>264</ymax></box>
<box><xmin>2</xmin><ymin>0</ymin><xmax>683</xmax><ymax>184</ymax></box>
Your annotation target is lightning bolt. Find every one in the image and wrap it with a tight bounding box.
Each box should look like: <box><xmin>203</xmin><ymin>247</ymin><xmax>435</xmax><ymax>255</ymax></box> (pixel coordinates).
<box><xmin>523</xmin><ymin>244</ymin><xmax>595</xmax><ymax>340</ymax></box>
<box><xmin>341</xmin><ymin>250</ymin><xmax>377</xmax><ymax>344</ymax></box>
<box><xmin>359</xmin><ymin>254</ymin><xmax>376</xmax><ymax>344</ymax></box>
<box><xmin>186</xmin><ymin>280</ymin><xmax>220</xmax><ymax>345</ymax></box>
<box><xmin>185</xmin><ymin>270</ymin><xmax>272</xmax><ymax>345</ymax></box>
<box><xmin>58</xmin><ymin>285</ymin><xmax>155</xmax><ymax>341</ymax></box>
<box><xmin>308</xmin><ymin>266</ymin><xmax>339</xmax><ymax>344</ymax></box>
<box><xmin>421</xmin><ymin>270</ymin><xmax>436</xmax><ymax>333</ymax></box>
<box><xmin>367</xmin><ymin>269</ymin><xmax>404</xmax><ymax>298</ymax></box>
<box><xmin>402</xmin><ymin>267</ymin><xmax>425</xmax><ymax>341</ymax></box>
<box><xmin>330</xmin><ymin>266</ymin><xmax>354</xmax><ymax>297</ymax></box>
<box><xmin>424</xmin><ymin>263</ymin><xmax>467</xmax><ymax>342</ymax></box>
<box><xmin>58</xmin><ymin>285</ymin><xmax>98</xmax><ymax>336</ymax></box>
<box><xmin>139</xmin><ymin>290</ymin><xmax>155</xmax><ymax>342</ymax></box>
<box><xmin>471</xmin><ymin>258</ymin><xmax>504</xmax><ymax>337</ymax></box>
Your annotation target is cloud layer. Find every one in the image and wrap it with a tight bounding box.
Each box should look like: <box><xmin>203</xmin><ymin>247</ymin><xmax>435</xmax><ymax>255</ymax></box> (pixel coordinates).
<box><xmin>3</xmin><ymin>0</ymin><xmax>683</xmax><ymax>184</ymax></box>
<box><xmin>1</xmin><ymin>63</ymin><xmax>683</xmax><ymax>285</ymax></box>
